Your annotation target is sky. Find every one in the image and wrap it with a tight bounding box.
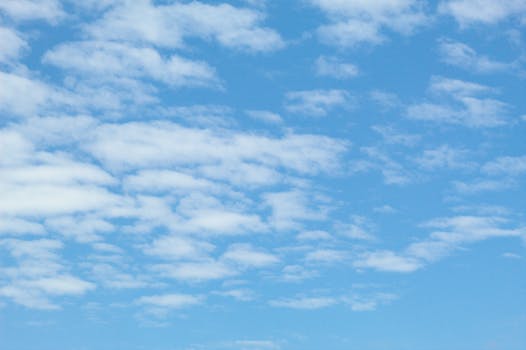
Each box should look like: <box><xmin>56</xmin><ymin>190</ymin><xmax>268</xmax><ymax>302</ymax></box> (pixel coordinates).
<box><xmin>0</xmin><ymin>1</ymin><xmax>525</xmax><ymax>349</ymax></box>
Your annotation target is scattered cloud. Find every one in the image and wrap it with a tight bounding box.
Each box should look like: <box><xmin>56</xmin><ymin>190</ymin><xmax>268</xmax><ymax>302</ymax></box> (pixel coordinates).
<box><xmin>372</xmin><ymin>125</ymin><xmax>420</xmax><ymax>146</ymax></box>
<box><xmin>315</xmin><ymin>56</ymin><xmax>359</xmax><ymax>79</ymax></box>
<box><xmin>0</xmin><ymin>0</ymin><xmax>65</xmax><ymax>23</ymax></box>
<box><xmin>0</xmin><ymin>26</ymin><xmax>27</xmax><ymax>64</ymax></box>
<box><xmin>222</xmin><ymin>244</ymin><xmax>279</xmax><ymax>268</ymax></box>
<box><xmin>84</xmin><ymin>1</ymin><xmax>284</xmax><ymax>52</ymax></box>
<box><xmin>43</xmin><ymin>41</ymin><xmax>220</xmax><ymax>88</ymax></box>
<box><xmin>482</xmin><ymin>155</ymin><xmax>526</xmax><ymax>176</ymax></box>
<box><xmin>438</xmin><ymin>39</ymin><xmax>513</xmax><ymax>73</ymax></box>
<box><xmin>438</xmin><ymin>0</ymin><xmax>526</xmax><ymax>26</ymax></box>
<box><xmin>311</xmin><ymin>0</ymin><xmax>428</xmax><ymax>47</ymax></box>
<box><xmin>354</xmin><ymin>250</ymin><xmax>422</xmax><ymax>273</ymax></box>
<box><xmin>415</xmin><ymin>145</ymin><xmax>474</xmax><ymax>170</ymax></box>
<box><xmin>285</xmin><ymin>89</ymin><xmax>354</xmax><ymax>117</ymax></box>
<box><xmin>136</xmin><ymin>293</ymin><xmax>202</xmax><ymax>310</ymax></box>
<box><xmin>246</xmin><ymin>110</ymin><xmax>283</xmax><ymax>124</ymax></box>
<box><xmin>407</xmin><ymin>76</ymin><xmax>509</xmax><ymax>127</ymax></box>
<box><xmin>269</xmin><ymin>296</ymin><xmax>336</xmax><ymax>309</ymax></box>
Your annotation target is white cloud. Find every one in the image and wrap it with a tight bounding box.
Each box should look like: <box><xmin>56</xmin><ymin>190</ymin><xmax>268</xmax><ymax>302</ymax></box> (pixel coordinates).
<box><xmin>8</xmin><ymin>116</ymin><xmax>98</xmax><ymax>147</ymax></box>
<box><xmin>0</xmin><ymin>239</ymin><xmax>95</xmax><ymax>309</ymax></box>
<box><xmin>358</xmin><ymin>146</ymin><xmax>412</xmax><ymax>185</ymax></box>
<box><xmin>22</xmin><ymin>276</ymin><xmax>95</xmax><ymax>295</ymax></box>
<box><xmin>197</xmin><ymin>162</ymin><xmax>282</xmax><ymax>187</ymax></box>
<box><xmin>44</xmin><ymin>216</ymin><xmax>114</xmax><ymax>243</ymax></box>
<box><xmin>124</xmin><ymin>170</ymin><xmax>217</xmax><ymax>194</ymax></box>
<box><xmin>372</xmin><ymin>125</ymin><xmax>420</xmax><ymax>146</ymax></box>
<box><xmin>0</xmin><ymin>130</ymin><xmax>123</xmax><ymax>221</ymax></box>
<box><xmin>246</xmin><ymin>110</ymin><xmax>283</xmax><ymax>124</ymax></box>
<box><xmin>86</xmin><ymin>121</ymin><xmax>347</xmax><ymax>174</ymax></box>
<box><xmin>0</xmin><ymin>26</ymin><xmax>27</xmax><ymax>64</ymax></box>
<box><xmin>318</xmin><ymin>20</ymin><xmax>384</xmax><ymax>47</ymax></box>
<box><xmin>0</xmin><ymin>177</ymin><xmax>119</xmax><ymax>218</ymax></box>
<box><xmin>0</xmin><ymin>217</ymin><xmax>45</xmax><ymax>236</ymax></box>
<box><xmin>343</xmin><ymin>293</ymin><xmax>397</xmax><ymax>311</ymax></box>
<box><xmin>154</xmin><ymin>261</ymin><xmax>237</xmax><ymax>282</ymax></box>
<box><xmin>88</xmin><ymin>263</ymin><xmax>147</xmax><ymax>289</ymax></box>
<box><xmin>438</xmin><ymin>0</ymin><xmax>526</xmax><ymax>26</ymax></box>
<box><xmin>285</xmin><ymin>89</ymin><xmax>353</xmax><ymax>117</ymax></box>
<box><xmin>354</xmin><ymin>250</ymin><xmax>421</xmax><ymax>273</ymax></box>
<box><xmin>264</xmin><ymin>190</ymin><xmax>327</xmax><ymax>230</ymax></box>
<box><xmin>280</xmin><ymin>265</ymin><xmax>318</xmax><ymax>282</ymax></box>
<box><xmin>355</xmin><ymin>215</ymin><xmax>525</xmax><ymax>274</ymax></box>
<box><xmin>84</xmin><ymin>0</ymin><xmax>284</xmax><ymax>52</ymax></box>
<box><xmin>337</xmin><ymin>216</ymin><xmax>376</xmax><ymax>240</ymax></box>
<box><xmin>429</xmin><ymin>76</ymin><xmax>493</xmax><ymax>96</ymax></box>
<box><xmin>296</xmin><ymin>230</ymin><xmax>332</xmax><ymax>241</ymax></box>
<box><xmin>270</xmin><ymin>291</ymin><xmax>396</xmax><ymax>312</ymax></box>
<box><xmin>0</xmin><ymin>0</ymin><xmax>65</xmax><ymax>23</ymax></box>
<box><xmin>412</xmin><ymin>215</ymin><xmax>524</xmax><ymax>260</ymax></box>
<box><xmin>144</xmin><ymin>235</ymin><xmax>215</xmax><ymax>261</ymax></box>
<box><xmin>231</xmin><ymin>340</ymin><xmax>280</xmax><ymax>350</ymax></box>
<box><xmin>315</xmin><ymin>56</ymin><xmax>359</xmax><ymax>79</ymax></box>
<box><xmin>438</xmin><ymin>39</ymin><xmax>512</xmax><ymax>73</ymax></box>
<box><xmin>482</xmin><ymin>155</ymin><xmax>526</xmax><ymax>176</ymax></box>
<box><xmin>423</xmin><ymin>216</ymin><xmax>524</xmax><ymax>243</ymax></box>
<box><xmin>415</xmin><ymin>145</ymin><xmax>473</xmax><ymax>170</ymax></box>
<box><xmin>0</xmin><ymin>71</ymin><xmax>80</xmax><ymax>118</ymax></box>
<box><xmin>305</xmin><ymin>249</ymin><xmax>347</xmax><ymax>263</ymax></box>
<box><xmin>184</xmin><ymin>209</ymin><xmax>265</xmax><ymax>235</ymax></box>
<box><xmin>215</xmin><ymin>288</ymin><xmax>256</xmax><ymax>301</ymax></box>
<box><xmin>222</xmin><ymin>244</ymin><xmax>279</xmax><ymax>268</ymax></box>
<box><xmin>407</xmin><ymin>76</ymin><xmax>509</xmax><ymax>127</ymax></box>
<box><xmin>369</xmin><ymin>91</ymin><xmax>401</xmax><ymax>109</ymax></box>
<box><xmin>373</xmin><ymin>205</ymin><xmax>397</xmax><ymax>214</ymax></box>
<box><xmin>311</xmin><ymin>0</ymin><xmax>428</xmax><ymax>47</ymax></box>
<box><xmin>43</xmin><ymin>41</ymin><xmax>219</xmax><ymax>88</ymax></box>
<box><xmin>269</xmin><ymin>296</ymin><xmax>336</xmax><ymax>309</ymax></box>
<box><xmin>137</xmin><ymin>293</ymin><xmax>202</xmax><ymax>309</ymax></box>
<box><xmin>502</xmin><ymin>252</ymin><xmax>522</xmax><ymax>259</ymax></box>
<box><xmin>453</xmin><ymin>179</ymin><xmax>514</xmax><ymax>194</ymax></box>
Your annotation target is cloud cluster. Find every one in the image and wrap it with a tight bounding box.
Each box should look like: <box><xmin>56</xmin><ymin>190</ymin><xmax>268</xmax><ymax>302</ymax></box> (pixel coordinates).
<box><xmin>310</xmin><ymin>0</ymin><xmax>428</xmax><ymax>47</ymax></box>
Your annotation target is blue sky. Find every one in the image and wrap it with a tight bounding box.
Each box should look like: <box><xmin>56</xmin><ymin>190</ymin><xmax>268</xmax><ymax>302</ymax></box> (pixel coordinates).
<box><xmin>1</xmin><ymin>1</ymin><xmax>525</xmax><ymax>349</ymax></box>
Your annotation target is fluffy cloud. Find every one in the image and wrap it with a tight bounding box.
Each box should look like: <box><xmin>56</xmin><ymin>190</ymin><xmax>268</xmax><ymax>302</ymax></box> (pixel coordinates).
<box><xmin>0</xmin><ymin>71</ymin><xmax>80</xmax><ymax>117</ymax></box>
<box><xmin>144</xmin><ymin>235</ymin><xmax>215</xmax><ymax>261</ymax></box>
<box><xmin>284</xmin><ymin>89</ymin><xmax>354</xmax><ymax>117</ymax></box>
<box><xmin>154</xmin><ymin>261</ymin><xmax>237</xmax><ymax>282</ymax></box>
<box><xmin>43</xmin><ymin>41</ymin><xmax>219</xmax><ymax>88</ymax></box>
<box><xmin>354</xmin><ymin>250</ymin><xmax>421</xmax><ymax>272</ymax></box>
<box><xmin>0</xmin><ymin>132</ymin><xmax>120</xmax><ymax>217</ymax></box>
<box><xmin>355</xmin><ymin>215</ymin><xmax>525</xmax><ymax>273</ymax></box>
<box><xmin>438</xmin><ymin>39</ymin><xmax>513</xmax><ymax>73</ymax></box>
<box><xmin>315</xmin><ymin>56</ymin><xmax>359</xmax><ymax>79</ymax></box>
<box><xmin>222</xmin><ymin>244</ymin><xmax>279</xmax><ymax>268</ymax></box>
<box><xmin>407</xmin><ymin>76</ymin><xmax>509</xmax><ymax>127</ymax></box>
<box><xmin>137</xmin><ymin>293</ymin><xmax>202</xmax><ymax>309</ymax></box>
<box><xmin>415</xmin><ymin>145</ymin><xmax>473</xmax><ymax>170</ymax></box>
<box><xmin>246</xmin><ymin>110</ymin><xmax>283</xmax><ymax>124</ymax></box>
<box><xmin>438</xmin><ymin>0</ymin><xmax>526</xmax><ymax>25</ymax></box>
<box><xmin>482</xmin><ymin>155</ymin><xmax>526</xmax><ymax>176</ymax></box>
<box><xmin>0</xmin><ymin>26</ymin><xmax>27</xmax><ymax>64</ymax></box>
<box><xmin>0</xmin><ymin>0</ymin><xmax>65</xmax><ymax>23</ymax></box>
<box><xmin>311</xmin><ymin>0</ymin><xmax>428</xmax><ymax>47</ymax></box>
<box><xmin>0</xmin><ymin>239</ymin><xmax>95</xmax><ymax>309</ymax></box>
<box><xmin>84</xmin><ymin>0</ymin><xmax>284</xmax><ymax>52</ymax></box>
<box><xmin>269</xmin><ymin>296</ymin><xmax>337</xmax><ymax>309</ymax></box>
<box><xmin>86</xmin><ymin>121</ymin><xmax>347</xmax><ymax>173</ymax></box>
